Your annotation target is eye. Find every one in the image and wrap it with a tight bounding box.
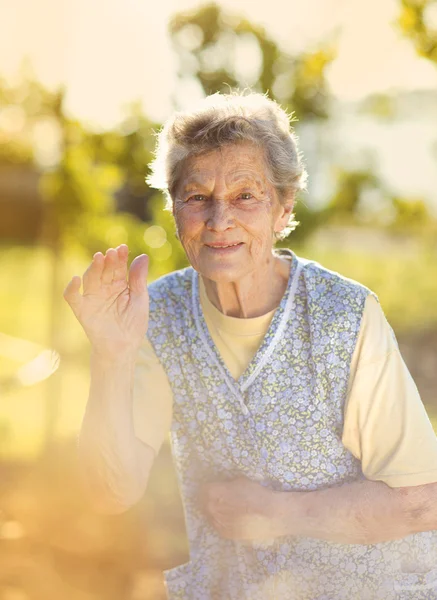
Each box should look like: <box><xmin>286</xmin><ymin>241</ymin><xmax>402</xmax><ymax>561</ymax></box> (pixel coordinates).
<box><xmin>187</xmin><ymin>194</ymin><xmax>207</xmax><ymax>202</ymax></box>
<box><xmin>238</xmin><ymin>193</ymin><xmax>253</xmax><ymax>200</ymax></box>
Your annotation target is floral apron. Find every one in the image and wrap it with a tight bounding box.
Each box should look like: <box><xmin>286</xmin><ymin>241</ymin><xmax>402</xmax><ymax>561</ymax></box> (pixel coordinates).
<box><xmin>146</xmin><ymin>249</ymin><xmax>437</xmax><ymax>599</ymax></box>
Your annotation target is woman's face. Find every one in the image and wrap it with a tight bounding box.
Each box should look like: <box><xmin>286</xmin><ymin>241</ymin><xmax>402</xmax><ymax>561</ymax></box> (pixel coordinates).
<box><xmin>173</xmin><ymin>143</ymin><xmax>293</xmax><ymax>282</ymax></box>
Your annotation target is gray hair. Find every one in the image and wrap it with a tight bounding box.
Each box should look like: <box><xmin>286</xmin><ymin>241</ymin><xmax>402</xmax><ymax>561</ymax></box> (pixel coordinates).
<box><xmin>146</xmin><ymin>90</ymin><xmax>308</xmax><ymax>240</ymax></box>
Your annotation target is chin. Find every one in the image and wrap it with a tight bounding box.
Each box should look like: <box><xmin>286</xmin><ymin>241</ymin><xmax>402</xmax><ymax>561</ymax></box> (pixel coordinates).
<box><xmin>196</xmin><ymin>261</ymin><xmax>249</xmax><ymax>283</ymax></box>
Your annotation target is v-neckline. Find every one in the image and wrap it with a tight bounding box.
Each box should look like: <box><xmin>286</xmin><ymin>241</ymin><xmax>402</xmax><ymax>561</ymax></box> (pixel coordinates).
<box><xmin>191</xmin><ymin>249</ymin><xmax>302</xmax><ymax>406</ymax></box>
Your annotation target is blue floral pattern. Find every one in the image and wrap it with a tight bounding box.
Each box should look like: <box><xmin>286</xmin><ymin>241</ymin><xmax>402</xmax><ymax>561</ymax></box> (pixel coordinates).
<box><xmin>146</xmin><ymin>250</ymin><xmax>437</xmax><ymax>599</ymax></box>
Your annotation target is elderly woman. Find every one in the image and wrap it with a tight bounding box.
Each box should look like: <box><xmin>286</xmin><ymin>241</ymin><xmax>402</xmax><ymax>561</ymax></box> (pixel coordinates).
<box><xmin>64</xmin><ymin>92</ymin><xmax>437</xmax><ymax>599</ymax></box>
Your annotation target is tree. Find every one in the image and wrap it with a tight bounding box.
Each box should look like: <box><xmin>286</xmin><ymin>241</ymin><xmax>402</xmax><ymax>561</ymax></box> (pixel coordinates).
<box><xmin>398</xmin><ymin>0</ymin><xmax>437</xmax><ymax>64</ymax></box>
<box><xmin>169</xmin><ymin>2</ymin><xmax>336</xmax><ymax>121</ymax></box>
<box><xmin>397</xmin><ymin>0</ymin><xmax>437</xmax><ymax>238</ymax></box>
<box><xmin>0</xmin><ymin>72</ymin><xmax>181</xmax><ymax>453</ymax></box>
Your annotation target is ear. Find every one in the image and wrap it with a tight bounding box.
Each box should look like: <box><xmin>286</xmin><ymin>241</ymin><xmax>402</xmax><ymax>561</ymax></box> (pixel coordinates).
<box><xmin>274</xmin><ymin>195</ymin><xmax>295</xmax><ymax>234</ymax></box>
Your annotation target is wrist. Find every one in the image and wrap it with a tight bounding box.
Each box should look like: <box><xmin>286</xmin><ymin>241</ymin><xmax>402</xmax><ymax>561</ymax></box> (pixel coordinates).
<box><xmin>90</xmin><ymin>348</ymin><xmax>139</xmax><ymax>368</ymax></box>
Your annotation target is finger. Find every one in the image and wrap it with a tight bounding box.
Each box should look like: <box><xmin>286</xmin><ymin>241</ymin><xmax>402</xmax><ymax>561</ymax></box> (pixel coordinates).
<box><xmin>82</xmin><ymin>252</ymin><xmax>105</xmax><ymax>294</ymax></box>
<box><xmin>112</xmin><ymin>244</ymin><xmax>129</xmax><ymax>281</ymax></box>
<box><xmin>128</xmin><ymin>254</ymin><xmax>149</xmax><ymax>295</ymax></box>
<box><xmin>101</xmin><ymin>248</ymin><xmax>117</xmax><ymax>284</ymax></box>
<box><xmin>63</xmin><ymin>276</ymin><xmax>82</xmax><ymax>315</ymax></box>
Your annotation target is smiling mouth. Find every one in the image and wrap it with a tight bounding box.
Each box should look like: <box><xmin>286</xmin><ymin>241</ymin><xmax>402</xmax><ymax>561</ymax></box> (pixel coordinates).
<box><xmin>205</xmin><ymin>242</ymin><xmax>243</xmax><ymax>249</ymax></box>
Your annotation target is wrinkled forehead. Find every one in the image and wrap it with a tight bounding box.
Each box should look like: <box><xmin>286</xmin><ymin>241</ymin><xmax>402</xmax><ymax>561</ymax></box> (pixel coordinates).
<box><xmin>178</xmin><ymin>143</ymin><xmax>271</xmax><ymax>190</ymax></box>
<box><xmin>180</xmin><ymin>170</ymin><xmax>267</xmax><ymax>190</ymax></box>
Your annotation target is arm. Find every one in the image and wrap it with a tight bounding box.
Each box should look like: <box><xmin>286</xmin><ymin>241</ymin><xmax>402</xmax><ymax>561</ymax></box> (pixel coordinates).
<box><xmin>78</xmin><ymin>351</ymin><xmax>157</xmax><ymax>515</ymax></box>
<box><xmin>64</xmin><ymin>245</ymin><xmax>160</xmax><ymax>514</ymax></box>
<box><xmin>273</xmin><ymin>478</ymin><xmax>437</xmax><ymax>545</ymax></box>
<box><xmin>200</xmin><ymin>476</ymin><xmax>437</xmax><ymax>545</ymax></box>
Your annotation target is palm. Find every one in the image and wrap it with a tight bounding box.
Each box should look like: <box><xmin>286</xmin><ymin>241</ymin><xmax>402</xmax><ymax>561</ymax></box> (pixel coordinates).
<box><xmin>64</xmin><ymin>245</ymin><xmax>150</xmax><ymax>358</ymax></box>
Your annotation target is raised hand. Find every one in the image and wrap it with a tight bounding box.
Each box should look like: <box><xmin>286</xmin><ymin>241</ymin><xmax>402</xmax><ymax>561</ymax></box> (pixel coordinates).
<box><xmin>63</xmin><ymin>244</ymin><xmax>150</xmax><ymax>361</ymax></box>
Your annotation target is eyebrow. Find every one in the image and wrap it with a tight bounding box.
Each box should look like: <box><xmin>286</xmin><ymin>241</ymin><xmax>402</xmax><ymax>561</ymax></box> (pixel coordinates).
<box><xmin>180</xmin><ymin>181</ymin><xmax>210</xmax><ymax>194</ymax></box>
<box><xmin>228</xmin><ymin>174</ymin><xmax>264</xmax><ymax>188</ymax></box>
<box><xmin>180</xmin><ymin>173</ymin><xmax>211</xmax><ymax>189</ymax></box>
<box><xmin>181</xmin><ymin>174</ymin><xmax>264</xmax><ymax>192</ymax></box>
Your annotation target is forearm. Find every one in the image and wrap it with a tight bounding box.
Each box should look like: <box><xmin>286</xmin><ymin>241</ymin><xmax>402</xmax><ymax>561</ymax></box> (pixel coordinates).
<box><xmin>275</xmin><ymin>479</ymin><xmax>419</xmax><ymax>545</ymax></box>
<box><xmin>78</xmin><ymin>352</ymin><xmax>155</xmax><ymax>513</ymax></box>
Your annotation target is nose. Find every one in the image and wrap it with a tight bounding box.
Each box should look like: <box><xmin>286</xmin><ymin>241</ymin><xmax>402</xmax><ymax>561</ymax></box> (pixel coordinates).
<box><xmin>206</xmin><ymin>199</ymin><xmax>234</xmax><ymax>232</ymax></box>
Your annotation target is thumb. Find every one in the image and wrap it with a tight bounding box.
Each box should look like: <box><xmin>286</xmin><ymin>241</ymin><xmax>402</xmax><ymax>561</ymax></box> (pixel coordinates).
<box><xmin>63</xmin><ymin>276</ymin><xmax>82</xmax><ymax>315</ymax></box>
<box><xmin>128</xmin><ymin>254</ymin><xmax>149</xmax><ymax>295</ymax></box>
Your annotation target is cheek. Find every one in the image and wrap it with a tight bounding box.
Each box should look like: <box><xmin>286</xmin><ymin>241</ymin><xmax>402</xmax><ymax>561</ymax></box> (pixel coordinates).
<box><xmin>243</xmin><ymin>206</ymin><xmax>276</xmax><ymax>240</ymax></box>
<box><xmin>175</xmin><ymin>209</ymin><xmax>204</xmax><ymax>237</ymax></box>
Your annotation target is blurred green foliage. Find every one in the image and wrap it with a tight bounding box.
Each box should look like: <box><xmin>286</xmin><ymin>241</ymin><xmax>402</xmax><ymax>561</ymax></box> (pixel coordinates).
<box><xmin>1</xmin><ymin>4</ymin><xmax>436</xmax><ymax>271</ymax></box>
<box><xmin>0</xmin><ymin>73</ymin><xmax>189</xmax><ymax>280</ymax></box>
<box><xmin>398</xmin><ymin>0</ymin><xmax>437</xmax><ymax>63</ymax></box>
<box><xmin>169</xmin><ymin>2</ymin><xmax>336</xmax><ymax>120</ymax></box>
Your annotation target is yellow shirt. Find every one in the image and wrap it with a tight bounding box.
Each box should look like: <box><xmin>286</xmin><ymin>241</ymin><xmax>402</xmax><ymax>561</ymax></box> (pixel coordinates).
<box><xmin>133</xmin><ymin>276</ymin><xmax>437</xmax><ymax>488</ymax></box>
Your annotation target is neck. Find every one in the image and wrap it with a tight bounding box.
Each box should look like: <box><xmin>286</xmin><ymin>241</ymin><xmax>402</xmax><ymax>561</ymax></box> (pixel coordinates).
<box><xmin>201</xmin><ymin>253</ymin><xmax>291</xmax><ymax>318</ymax></box>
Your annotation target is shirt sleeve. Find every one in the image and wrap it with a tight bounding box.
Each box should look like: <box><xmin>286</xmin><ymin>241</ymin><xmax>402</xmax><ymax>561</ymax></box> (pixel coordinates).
<box><xmin>132</xmin><ymin>335</ymin><xmax>173</xmax><ymax>455</ymax></box>
<box><xmin>342</xmin><ymin>295</ymin><xmax>437</xmax><ymax>488</ymax></box>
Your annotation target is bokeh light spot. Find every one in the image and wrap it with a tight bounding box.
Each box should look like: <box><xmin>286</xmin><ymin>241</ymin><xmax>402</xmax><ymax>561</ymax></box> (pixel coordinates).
<box><xmin>144</xmin><ymin>225</ymin><xmax>167</xmax><ymax>248</ymax></box>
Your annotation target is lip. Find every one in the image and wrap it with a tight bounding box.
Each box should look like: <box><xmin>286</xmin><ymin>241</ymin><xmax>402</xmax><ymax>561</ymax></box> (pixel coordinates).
<box><xmin>204</xmin><ymin>242</ymin><xmax>243</xmax><ymax>248</ymax></box>
<box><xmin>204</xmin><ymin>242</ymin><xmax>244</xmax><ymax>253</ymax></box>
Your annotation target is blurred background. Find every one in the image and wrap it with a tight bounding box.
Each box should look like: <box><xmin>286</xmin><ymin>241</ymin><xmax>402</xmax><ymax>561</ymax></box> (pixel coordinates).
<box><xmin>1</xmin><ymin>0</ymin><xmax>437</xmax><ymax>597</ymax></box>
